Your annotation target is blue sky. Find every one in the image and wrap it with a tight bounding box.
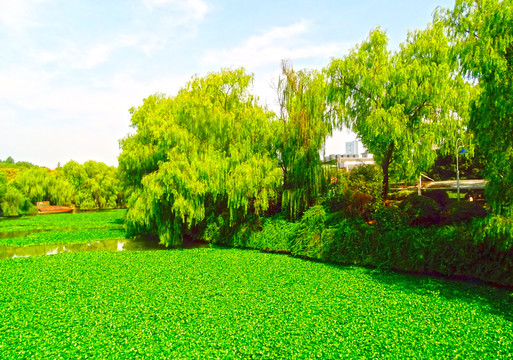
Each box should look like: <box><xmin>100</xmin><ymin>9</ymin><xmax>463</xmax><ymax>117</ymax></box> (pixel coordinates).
<box><xmin>1</xmin><ymin>0</ymin><xmax>455</xmax><ymax>168</ymax></box>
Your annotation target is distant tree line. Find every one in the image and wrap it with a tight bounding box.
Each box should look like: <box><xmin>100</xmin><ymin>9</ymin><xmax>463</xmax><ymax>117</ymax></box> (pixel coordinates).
<box><xmin>0</xmin><ymin>159</ymin><xmax>123</xmax><ymax>216</ymax></box>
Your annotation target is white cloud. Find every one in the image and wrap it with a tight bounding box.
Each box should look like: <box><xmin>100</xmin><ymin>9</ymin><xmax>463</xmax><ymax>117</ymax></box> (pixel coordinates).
<box><xmin>0</xmin><ymin>62</ymin><xmax>192</xmax><ymax>167</ymax></box>
<box><xmin>28</xmin><ymin>34</ymin><xmax>154</xmax><ymax>71</ymax></box>
<box><xmin>201</xmin><ymin>20</ymin><xmax>345</xmax><ymax>70</ymax></box>
<box><xmin>245</xmin><ymin>20</ymin><xmax>309</xmax><ymax>49</ymax></box>
<box><xmin>143</xmin><ymin>0</ymin><xmax>208</xmax><ymax>21</ymax></box>
<box><xmin>0</xmin><ymin>0</ymin><xmax>50</xmax><ymax>32</ymax></box>
<box><xmin>80</xmin><ymin>44</ymin><xmax>116</xmax><ymax>69</ymax></box>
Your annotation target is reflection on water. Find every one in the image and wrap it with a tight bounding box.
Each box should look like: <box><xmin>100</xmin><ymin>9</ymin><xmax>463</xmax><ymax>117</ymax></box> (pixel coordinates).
<box><xmin>0</xmin><ymin>229</ymin><xmax>47</xmax><ymax>239</ymax></box>
<box><xmin>0</xmin><ymin>236</ymin><xmax>208</xmax><ymax>260</ymax></box>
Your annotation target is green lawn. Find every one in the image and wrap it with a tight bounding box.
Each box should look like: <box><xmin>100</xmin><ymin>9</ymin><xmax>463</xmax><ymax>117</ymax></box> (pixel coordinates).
<box><xmin>0</xmin><ymin>209</ymin><xmax>126</xmax><ymax>246</ymax></box>
<box><xmin>0</xmin><ymin>248</ymin><xmax>511</xmax><ymax>359</ymax></box>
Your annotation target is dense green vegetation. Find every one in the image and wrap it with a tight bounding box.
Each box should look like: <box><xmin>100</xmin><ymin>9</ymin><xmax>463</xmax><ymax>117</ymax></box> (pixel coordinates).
<box><xmin>0</xmin><ymin>209</ymin><xmax>126</xmax><ymax>246</ymax></box>
<box><xmin>0</xmin><ymin>159</ymin><xmax>123</xmax><ymax>216</ymax></box>
<box><xmin>443</xmin><ymin>0</ymin><xmax>513</xmax><ymax>215</ymax></box>
<box><xmin>1</xmin><ymin>248</ymin><xmax>511</xmax><ymax>359</ymax></box>
<box><xmin>118</xmin><ymin>69</ymin><xmax>283</xmax><ymax>246</ymax></box>
<box><xmin>2</xmin><ymin>1</ymin><xmax>513</xmax><ymax>356</ymax></box>
<box><xmin>224</xmin><ymin>203</ymin><xmax>512</xmax><ymax>286</ymax></box>
<box><xmin>118</xmin><ymin>0</ymin><xmax>510</xmax><ymax>245</ymax></box>
<box><xmin>327</xmin><ymin>23</ymin><xmax>471</xmax><ymax>199</ymax></box>
<box><xmin>112</xmin><ymin>0</ymin><xmax>513</xmax><ymax>288</ymax></box>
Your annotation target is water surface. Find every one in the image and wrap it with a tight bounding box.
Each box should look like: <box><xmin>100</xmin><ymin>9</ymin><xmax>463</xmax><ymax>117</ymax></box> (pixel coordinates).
<box><xmin>0</xmin><ymin>237</ymin><xmax>207</xmax><ymax>260</ymax></box>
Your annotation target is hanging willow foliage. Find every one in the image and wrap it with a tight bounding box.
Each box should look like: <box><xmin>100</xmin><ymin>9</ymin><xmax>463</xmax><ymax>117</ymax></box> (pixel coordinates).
<box><xmin>276</xmin><ymin>60</ymin><xmax>334</xmax><ymax>220</ymax></box>
<box><xmin>118</xmin><ymin>68</ymin><xmax>282</xmax><ymax>246</ymax></box>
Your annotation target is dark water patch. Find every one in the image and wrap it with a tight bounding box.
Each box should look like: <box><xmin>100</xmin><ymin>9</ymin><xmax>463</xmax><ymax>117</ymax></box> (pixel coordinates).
<box><xmin>0</xmin><ymin>236</ymin><xmax>208</xmax><ymax>260</ymax></box>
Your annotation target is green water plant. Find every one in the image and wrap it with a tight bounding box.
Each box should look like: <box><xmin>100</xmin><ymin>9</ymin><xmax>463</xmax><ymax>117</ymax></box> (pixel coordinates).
<box><xmin>0</xmin><ymin>248</ymin><xmax>511</xmax><ymax>359</ymax></box>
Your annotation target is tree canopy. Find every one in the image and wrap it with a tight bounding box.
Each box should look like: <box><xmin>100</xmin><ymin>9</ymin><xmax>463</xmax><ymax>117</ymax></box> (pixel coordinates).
<box><xmin>0</xmin><ymin>160</ymin><xmax>122</xmax><ymax>216</ymax></box>
<box><xmin>118</xmin><ymin>68</ymin><xmax>282</xmax><ymax>246</ymax></box>
<box><xmin>0</xmin><ymin>172</ymin><xmax>7</xmax><ymax>201</ymax></box>
<box><xmin>62</xmin><ymin>160</ymin><xmax>121</xmax><ymax>209</ymax></box>
<box><xmin>14</xmin><ymin>167</ymin><xmax>74</xmax><ymax>205</ymax></box>
<box><xmin>327</xmin><ymin>23</ymin><xmax>472</xmax><ymax>199</ymax></box>
<box><xmin>444</xmin><ymin>0</ymin><xmax>513</xmax><ymax>214</ymax></box>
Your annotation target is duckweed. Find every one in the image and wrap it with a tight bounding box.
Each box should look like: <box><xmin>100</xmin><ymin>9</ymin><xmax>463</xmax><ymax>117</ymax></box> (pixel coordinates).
<box><xmin>0</xmin><ymin>210</ymin><xmax>126</xmax><ymax>247</ymax></box>
<box><xmin>0</xmin><ymin>248</ymin><xmax>511</xmax><ymax>359</ymax></box>
<box><xmin>0</xmin><ymin>209</ymin><xmax>125</xmax><ymax>233</ymax></box>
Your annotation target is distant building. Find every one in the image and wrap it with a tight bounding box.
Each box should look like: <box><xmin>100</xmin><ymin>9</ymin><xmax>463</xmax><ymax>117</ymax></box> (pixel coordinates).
<box><xmin>323</xmin><ymin>151</ymin><xmax>374</xmax><ymax>171</ymax></box>
<box><xmin>345</xmin><ymin>140</ymin><xmax>359</xmax><ymax>155</ymax></box>
<box><xmin>337</xmin><ymin>156</ymin><xmax>374</xmax><ymax>171</ymax></box>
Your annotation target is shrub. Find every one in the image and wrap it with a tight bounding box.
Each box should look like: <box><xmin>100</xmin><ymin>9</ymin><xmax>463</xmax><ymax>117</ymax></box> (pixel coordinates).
<box><xmin>400</xmin><ymin>194</ymin><xmax>442</xmax><ymax>226</ymax></box>
<box><xmin>325</xmin><ymin>170</ymin><xmax>351</xmax><ymax>212</ymax></box>
<box><xmin>423</xmin><ymin>189</ymin><xmax>450</xmax><ymax>209</ymax></box>
<box><xmin>326</xmin><ymin>217</ymin><xmax>368</xmax><ymax>264</ymax></box>
<box><xmin>232</xmin><ymin>214</ymin><xmax>298</xmax><ymax>252</ymax></box>
<box><xmin>348</xmin><ymin>164</ymin><xmax>383</xmax><ymax>215</ymax></box>
<box><xmin>289</xmin><ymin>205</ymin><xmax>329</xmax><ymax>259</ymax></box>
<box><xmin>444</xmin><ymin>201</ymin><xmax>487</xmax><ymax>224</ymax></box>
<box><xmin>325</xmin><ymin>165</ymin><xmax>383</xmax><ymax>219</ymax></box>
<box><xmin>333</xmin><ymin>192</ymin><xmax>373</xmax><ymax>219</ymax></box>
<box><xmin>372</xmin><ymin>205</ymin><xmax>409</xmax><ymax>231</ymax></box>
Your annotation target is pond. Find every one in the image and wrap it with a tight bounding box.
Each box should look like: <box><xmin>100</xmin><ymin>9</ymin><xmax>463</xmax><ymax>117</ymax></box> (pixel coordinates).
<box><xmin>0</xmin><ymin>236</ymin><xmax>208</xmax><ymax>260</ymax></box>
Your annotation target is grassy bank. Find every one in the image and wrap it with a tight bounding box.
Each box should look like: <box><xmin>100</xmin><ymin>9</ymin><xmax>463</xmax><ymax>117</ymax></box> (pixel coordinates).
<box><xmin>1</xmin><ymin>248</ymin><xmax>512</xmax><ymax>359</ymax></box>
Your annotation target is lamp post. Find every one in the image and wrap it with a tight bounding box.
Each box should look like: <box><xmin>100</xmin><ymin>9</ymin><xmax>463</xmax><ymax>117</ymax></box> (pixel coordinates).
<box><xmin>456</xmin><ymin>138</ymin><xmax>468</xmax><ymax>201</ymax></box>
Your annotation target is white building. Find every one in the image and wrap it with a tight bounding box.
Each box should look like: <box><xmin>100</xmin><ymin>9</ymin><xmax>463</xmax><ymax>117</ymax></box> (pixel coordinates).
<box><xmin>337</xmin><ymin>155</ymin><xmax>374</xmax><ymax>171</ymax></box>
<box><xmin>323</xmin><ymin>152</ymin><xmax>374</xmax><ymax>170</ymax></box>
<box><xmin>345</xmin><ymin>140</ymin><xmax>359</xmax><ymax>155</ymax></box>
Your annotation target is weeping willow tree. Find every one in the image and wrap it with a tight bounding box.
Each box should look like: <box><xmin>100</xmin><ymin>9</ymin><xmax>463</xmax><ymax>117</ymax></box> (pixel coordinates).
<box><xmin>276</xmin><ymin>60</ymin><xmax>334</xmax><ymax>220</ymax></box>
<box><xmin>118</xmin><ymin>68</ymin><xmax>282</xmax><ymax>246</ymax></box>
<box><xmin>14</xmin><ymin>167</ymin><xmax>74</xmax><ymax>205</ymax></box>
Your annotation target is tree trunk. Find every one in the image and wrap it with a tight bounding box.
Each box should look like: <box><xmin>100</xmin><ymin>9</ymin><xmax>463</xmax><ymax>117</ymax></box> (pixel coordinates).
<box><xmin>381</xmin><ymin>143</ymin><xmax>394</xmax><ymax>201</ymax></box>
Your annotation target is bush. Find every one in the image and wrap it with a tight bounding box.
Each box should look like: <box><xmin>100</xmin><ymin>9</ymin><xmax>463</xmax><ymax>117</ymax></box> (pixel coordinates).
<box><xmin>232</xmin><ymin>214</ymin><xmax>298</xmax><ymax>252</ymax></box>
<box><xmin>222</xmin><ymin>206</ymin><xmax>513</xmax><ymax>287</ymax></box>
<box><xmin>348</xmin><ymin>164</ymin><xmax>383</xmax><ymax>215</ymax></box>
<box><xmin>326</xmin><ymin>217</ymin><xmax>368</xmax><ymax>264</ymax></box>
<box><xmin>290</xmin><ymin>205</ymin><xmax>329</xmax><ymax>259</ymax></box>
<box><xmin>423</xmin><ymin>189</ymin><xmax>450</xmax><ymax>209</ymax></box>
<box><xmin>400</xmin><ymin>194</ymin><xmax>442</xmax><ymax>226</ymax></box>
<box><xmin>372</xmin><ymin>205</ymin><xmax>409</xmax><ymax>231</ymax></box>
<box><xmin>325</xmin><ymin>165</ymin><xmax>383</xmax><ymax>219</ymax></box>
<box><xmin>444</xmin><ymin>201</ymin><xmax>487</xmax><ymax>224</ymax></box>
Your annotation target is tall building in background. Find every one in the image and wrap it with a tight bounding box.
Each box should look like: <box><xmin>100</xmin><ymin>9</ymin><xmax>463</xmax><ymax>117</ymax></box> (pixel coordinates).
<box><xmin>345</xmin><ymin>140</ymin><xmax>359</xmax><ymax>155</ymax></box>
